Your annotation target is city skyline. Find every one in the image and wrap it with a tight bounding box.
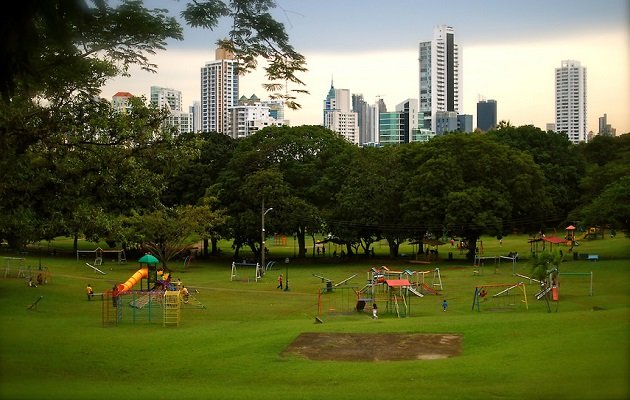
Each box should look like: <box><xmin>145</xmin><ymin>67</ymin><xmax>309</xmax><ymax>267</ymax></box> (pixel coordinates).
<box><xmin>101</xmin><ymin>0</ymin><xmax>629</xmax><ymax>134</ymax></box>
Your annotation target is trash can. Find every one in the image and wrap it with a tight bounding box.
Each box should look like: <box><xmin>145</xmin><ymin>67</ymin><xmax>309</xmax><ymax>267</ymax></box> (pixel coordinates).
<box><xmin>326</xmin><ymin>281</ymin><xmax>333</xmax><ymax>293</ymax></box>
<box><xmin>448</xmin><ymin>252</ymin><xmax>453</xmax><ymax>261</ymax></box>
<box><xmin>573</xmin><ymin>252</ymin><xmax>578</xmax><ymax>260</ymax></box>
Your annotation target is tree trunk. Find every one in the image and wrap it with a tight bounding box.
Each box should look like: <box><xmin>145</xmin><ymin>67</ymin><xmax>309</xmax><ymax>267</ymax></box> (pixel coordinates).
<box><xmin>297</xmin><ymin>227</ymin><xmax>307</xmax><ymax>258</ymax></box>
<box><xmin>203</xmin><ymin>238</ymin><xmax>209</xmax><ymax>257</ymax></box>
<box><xmin>210</xmin><ymin>237</ymin><xmax>218</xmax><ymax>256</ymax></box>
<box><xmin>73</xmin><ymin>233</ymin><xmax>78</xmax><ymax>255</ymax></box>
<box><xmin>466</xmin><ymin>233</ymin><xmax>479</xmax><ymax>262</ymax></box>
<box><xmin>388</xmin><ymin>240</ymin><xmax>399</xmax><ymax>258</ymax></box>
<box><xmin>345</xmin><ymin>242</ymin><xmax>354</xmax><ymax>257</ymax></box>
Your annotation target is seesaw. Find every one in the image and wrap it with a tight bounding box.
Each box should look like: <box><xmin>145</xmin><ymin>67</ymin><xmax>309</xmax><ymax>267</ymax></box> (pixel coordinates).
<box><xmin>85</xmin><ymin>262</ymin><xmax>106</xmax><ymax>275</ymax></box>
<box><xmin>334</xmin><ymin>274</ymin><xmax>357</xmax><ymax>287</ymax></box>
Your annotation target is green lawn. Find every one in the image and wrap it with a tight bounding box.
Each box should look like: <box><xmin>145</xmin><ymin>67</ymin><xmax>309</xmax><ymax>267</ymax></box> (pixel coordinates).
<box><xmin>1</xmin><ymin>235</ymin><xmax>628</xmax><ymax>399</ymax></box>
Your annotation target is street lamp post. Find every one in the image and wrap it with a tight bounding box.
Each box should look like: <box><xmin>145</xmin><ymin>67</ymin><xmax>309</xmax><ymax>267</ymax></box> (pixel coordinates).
<box><xmin>261</xmin><ymin>200</ymin><xmax>273</xmax><ymax>278</ymax></box>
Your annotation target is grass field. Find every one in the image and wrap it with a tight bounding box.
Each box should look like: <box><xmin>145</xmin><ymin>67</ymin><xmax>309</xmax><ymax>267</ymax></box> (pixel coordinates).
<box><xmin>1</xmin><ymin>234</ymin><xmax>628</xmax><ymax>400</ymax></box>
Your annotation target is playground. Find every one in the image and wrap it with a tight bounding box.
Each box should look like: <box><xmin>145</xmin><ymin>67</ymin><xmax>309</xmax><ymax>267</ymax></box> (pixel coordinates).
<box><xmin>0</xmin><ymin>233</ymin><xmax>628</xmax><ymax>400</ymax></box>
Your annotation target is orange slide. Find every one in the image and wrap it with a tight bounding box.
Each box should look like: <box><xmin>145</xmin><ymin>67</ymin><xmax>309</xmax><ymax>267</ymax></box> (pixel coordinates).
<box><xmin>117</xmin><ymin>268</ymin><xmax>148</xmax><ymax>294</ymax></box>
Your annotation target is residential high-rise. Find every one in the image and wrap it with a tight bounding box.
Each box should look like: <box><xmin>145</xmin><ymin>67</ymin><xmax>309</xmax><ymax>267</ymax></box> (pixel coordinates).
<box><xmin>419</xmin><ymin>25</ymin><xmax>462</xmax><ymax>133</ymax></box>
<box><xmin>555</xmin><ymin>60</ymin><xmax>587</xmax><ymax>144</ymax></box>
<box><xmin>228</xmin><ymin>94</ymin><xmax>286</xmax><ymax>139</ymax></box>
<box><xmin>150</xmin><ymin>86</ymin><xmax>182</xmax><ymax>112</ymax></box>
<box><xmin>322</xmin><ymin>82</ymin><xmax>359</xmax><ymax>144</ymax></box>
<box><xmin>150</xmin><ymin>86</ymin><xmax>192</xmax><ymax>134</ymax></box>
<box><xmin>476</xmin><ymin>99</ymin><xmax>497</xmax><ymax>132</ymax></box>
<box><xmin>201</xmin><ymin>48</ymin><xmax>239</xmax><ymax>134</ymax></box>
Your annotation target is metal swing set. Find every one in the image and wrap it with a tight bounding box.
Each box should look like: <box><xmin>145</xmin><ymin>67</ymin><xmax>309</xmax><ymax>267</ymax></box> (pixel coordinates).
<box><xmin>472</xmin><ymin>282</ymin><xmax>528</xmax><ymax>312</ymax></box>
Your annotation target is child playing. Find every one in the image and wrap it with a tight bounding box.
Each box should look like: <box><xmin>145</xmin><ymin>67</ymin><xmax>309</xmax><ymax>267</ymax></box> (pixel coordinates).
<box><xmin>277</xmin><ymin>274</ymin><xmax>283</xmax><ymax>289</ymax></box>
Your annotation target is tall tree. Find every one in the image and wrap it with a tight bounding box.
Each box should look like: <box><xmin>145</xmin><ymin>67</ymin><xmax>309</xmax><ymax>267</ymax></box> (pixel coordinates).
<box><xmin>217</xmin><ymin>125</ymin><xmax>353</xmax><ymax>258</ymax></box>
<box><xmin>0</xmin><ymin>0</ymin><xmax>183</xmax><ymax>248</ymax></box>
<box><xmin>122</xmin><ymin>205</ymin><xmax>216</xmax><ymax>269</ymax></box>
<box><xmin>571</xmin><ymin>135</ymin><xmax>630</xmax><ymax>234</ymax></box>
<box><xmin>401</xmin><ymin>134</ymin><xmax>550</xmax><ymax>261</ymax></box>
<box><xmin>487</xmin><ymin>124</ymin><xmax>585</xmax><ymax>228</ymax></box>
<box><xmin>331</xmin><ymin>145</ymin><xmax>407</xmax><ymax>258</ymax></box>
<box><xmin>160</xmin><ymin>131</ymin><xmax>237</xmax><ymax>207</ymax></box>
<box><xmin>1</xmin><ymin>0</ymin><xmax>182</xmax><ymax>103</ymax></box>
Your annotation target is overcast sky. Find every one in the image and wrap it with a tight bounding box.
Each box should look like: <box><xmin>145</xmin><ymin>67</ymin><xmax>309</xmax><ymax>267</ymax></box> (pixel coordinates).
<box><xmin>101</xmin><ymin>0</ymin><xmax>630</xmax><ymax>133</ymax></box>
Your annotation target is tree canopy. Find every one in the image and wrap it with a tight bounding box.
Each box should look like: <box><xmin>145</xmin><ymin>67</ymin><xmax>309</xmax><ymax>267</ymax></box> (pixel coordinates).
<box><xmin>1</xmin><ymin>0</ymin><xmax>627</xmax><ymax>259</ymax></box>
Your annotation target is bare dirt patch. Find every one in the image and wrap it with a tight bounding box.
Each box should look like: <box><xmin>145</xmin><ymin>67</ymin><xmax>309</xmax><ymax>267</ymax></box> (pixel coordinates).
<box><xmin>282</xmin><ymin>332</ymin><xmax>462</xmax><ymax>361</ymax></box>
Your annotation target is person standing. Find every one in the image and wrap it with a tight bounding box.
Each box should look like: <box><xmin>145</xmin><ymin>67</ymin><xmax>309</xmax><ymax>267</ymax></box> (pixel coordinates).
<box><xmin>372</xmin><ymin>303</ymin><xmax>378</xmax><ymax>319</ymax></box>
<box><xmin>86</xmin><ymin>284</ymin><xmax>94</xmax><ymax>301</ymax></box>
<box><xmin>277</xmin><ymin>274</ymin><xmax>283</xmax><ymax>289</ymax></box>
<box><xmin>442</xmin><ymin>299</ymin><xmax>448</xmax><ymax>312</ymax></box>
<box><xmin>112</xmin><ymin>284</ymin><xmax>119</xmax><ymax>308</ymax></box>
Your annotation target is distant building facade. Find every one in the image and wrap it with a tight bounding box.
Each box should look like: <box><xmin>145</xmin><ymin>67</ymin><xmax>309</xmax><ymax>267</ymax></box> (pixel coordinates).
<box><xmin>555</xmin><ymin>60</ymin><xmax>587</xmax><ymax>144</ymax></box>
<box><xmin>201</xmin><ymin>48</ymin><xmax>239</xmax><ymax>134</ymax></box>
<box><xmin>352</xmin><ymin>93</ymin><xmax>379</xmax><ymax>145</ymax></box>
<box><xmin>476</xmin><ymin>99</ymin><xmax>497</xmax><ymax>132</ymax></box>
<box><xmin>190</xmin><ymin>101</ymin><xmax>201</xmax><ymax>133</ymax></box>
<box><xmin>228</xmin><ymin>94</ymin><xmax>286</xmax><ymax>139</ymax></box>
<box><xmin>419</xmin><ymin>25</ymin><xmax>462</xmax><ymax>133</ymax></box>
<box><xmin>457</xmin><ymin>114</ymin><xmax>473</xmax><ymax>133</ymax></box>
<box><xmin>435</xmin><ymin>111</ymin><xmax>458</xmax><ymax>135</ymax></box>
<box><xmin>111</xmin><ymin>91</ymin><xmax>135</xmax><ymax>113</ymax></box>
<box><xmin>379</xmin><ymin>99</ymin><xmax>433</xmax><ymax>144</ymax></box>
<box><xmin>150</xmin><ymin>86</ymin><xmax>193</xmax><ymax>134</ymax></box>
<box><xmin>598</xmin><ymin>113</ymin><xmax>616</xmax><ymax>136</ymax></box>
<box><xmin>323</xmin><ymin>83</ymin><xmax>359</xmax><ymax>144</ymax></box>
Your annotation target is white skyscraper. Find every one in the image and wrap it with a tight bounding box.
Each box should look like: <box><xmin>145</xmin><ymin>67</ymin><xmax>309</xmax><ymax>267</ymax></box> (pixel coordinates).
<box><xmin>323</xmin><ymin>83</ymin><xmax>359</xmax><ymax>144</ymax></box>
<box><xmin>419</xmin><ymin>25</ymin><xmax>462</xmax><ymax>133</ymax></box>
<box><xmin>555</xmin><ymin>60</ymin><xmax>587</xmax><ymax>144</ymax></box>
<box><xmin>200</xmin><ymin>48</ymin><xmax>239</xmax><ymax>134</ymax></box>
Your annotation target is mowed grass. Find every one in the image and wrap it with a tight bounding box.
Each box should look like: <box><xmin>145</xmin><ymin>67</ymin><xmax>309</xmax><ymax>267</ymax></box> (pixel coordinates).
<box><xmin>0</xmin><ymin>235</ymin><xmax>628</xmax><ymax>400</ymax></box>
